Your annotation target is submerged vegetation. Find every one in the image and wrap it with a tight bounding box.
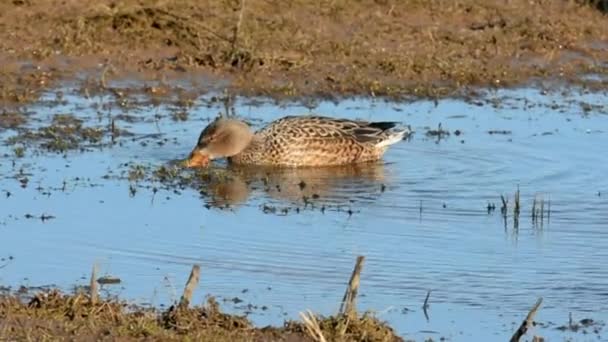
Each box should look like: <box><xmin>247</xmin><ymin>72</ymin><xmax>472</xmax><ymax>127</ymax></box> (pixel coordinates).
<box><xmin>8</xmin><ymin>114</ymin><xmax>105</xmax><ymax>152</ymax></box>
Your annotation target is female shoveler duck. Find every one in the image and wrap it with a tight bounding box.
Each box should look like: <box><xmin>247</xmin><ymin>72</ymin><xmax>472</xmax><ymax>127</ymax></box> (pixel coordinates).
<box><xmin>185</xmin><ymin>115</ymin><xmax>410</xmax><ymax>168</ymax></box>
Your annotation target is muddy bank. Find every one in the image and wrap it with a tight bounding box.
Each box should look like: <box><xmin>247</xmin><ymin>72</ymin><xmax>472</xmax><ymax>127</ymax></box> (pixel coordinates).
<box><xmin>1</xmin><ymin>0</ymin><xmax>608</xmax><ymax>104</ymax></box>
<box><xmin>0</xmin><ymin>261</ymin><xmax>404</xmax><ymax>342</ymax></box>
<box><xmin>0</xmin><ymin>276</ymin><xmax>602</xmax><ymax>341</ymax></box>
<box><xmin>0</xmin><ymin>290</ymin><xmax>403</xmax><ymax>341</ymax></box>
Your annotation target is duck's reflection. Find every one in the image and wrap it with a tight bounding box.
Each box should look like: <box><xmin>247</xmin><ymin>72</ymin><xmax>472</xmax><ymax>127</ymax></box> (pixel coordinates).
<box><xmin>199</xmin><ymin>162</ymin><xmax>390</xmax><ymax>211</ymax></box>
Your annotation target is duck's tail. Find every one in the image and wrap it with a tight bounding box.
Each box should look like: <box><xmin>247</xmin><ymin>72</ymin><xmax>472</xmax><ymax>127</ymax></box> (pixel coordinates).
<box><xmin>375</xmin><ymin>125</ymin><xmax>413</xmax><ymax>148</ymax></box>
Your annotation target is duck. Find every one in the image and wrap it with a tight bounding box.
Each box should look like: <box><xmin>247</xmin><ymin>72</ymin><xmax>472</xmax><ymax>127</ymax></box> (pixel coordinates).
<box><xmin>185</xmin><ymin>115</ymin><xmax>411</xmax><ymax>168</ymax></box>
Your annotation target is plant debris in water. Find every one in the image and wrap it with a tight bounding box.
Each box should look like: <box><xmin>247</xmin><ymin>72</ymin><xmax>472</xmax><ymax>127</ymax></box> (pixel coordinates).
<box><xmin>0</xmin><ymin>111</ymin><xmax>27</xmax><ymax>129</ymax></box>
<box><xmin>7</xmin><ymin>114</ymin><xmax>105</xmax><ymax>152</ymax></box>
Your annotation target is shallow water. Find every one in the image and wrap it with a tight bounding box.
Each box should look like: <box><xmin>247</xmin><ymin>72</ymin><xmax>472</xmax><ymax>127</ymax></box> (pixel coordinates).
<box><xmin>1</xmin><ymin>86</ymin><xmax>608</xmax><ymax>341</ymax></box>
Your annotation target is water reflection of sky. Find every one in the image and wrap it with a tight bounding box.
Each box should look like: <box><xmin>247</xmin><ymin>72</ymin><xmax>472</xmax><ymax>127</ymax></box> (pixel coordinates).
<box><xmin>1</xmin><ymin>87</ymin><xmax>607</xmax><ymax>341</ymax></box>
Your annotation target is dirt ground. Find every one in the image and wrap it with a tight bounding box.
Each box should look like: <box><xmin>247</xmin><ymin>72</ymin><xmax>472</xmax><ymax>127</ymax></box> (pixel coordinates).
<box><xmin>1</xmin><ymin>0</ymin><xmax>608</xmax><ymax>104</ymax></box>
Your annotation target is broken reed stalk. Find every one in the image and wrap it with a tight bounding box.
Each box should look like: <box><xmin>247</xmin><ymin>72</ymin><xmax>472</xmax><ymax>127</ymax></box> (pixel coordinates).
<box><xmin>540</xmin><ymin>197</ymin><xmax>545</xmax><ymax>224</ymax></box>
<box><xmin>531</xmin><ymin>196</ymin><xmax>537</xmax><ymax>221</ymax></box>
<box><xmin>90</xmin><ymin>263</ymin><xmax>98</xmax><ymax>305</ymax></box>
<box><xmin>532</xmin><ymin>194</ymin><xmax>550</xmax><ymax>226</ymax></box>
<box><xmin>423</xmin><ymin>290</ymin><xmax>431</xmax><ymax>321</ymax></box>
<box><xmin>513</xmin><ymin>192</ymin><xmax>520</xmax><ymax>229</ymax></box>
<box><xmin>179</xmin><ymin>264</ymin><xmax>201</xmax><ymax>309</ymax></box>
<box><xmin>300</xmin><ymin>310</ymin><xmax>328</xmax><ymax>342</ymax></box>
<box><xmin>337</xmin><ymin>314</ymin><xmax>351</xmax><ymax>338</ymax></box>
<box><xmin>339</xmin><ymin>255</ymin><xmax>365</xmax><ymax>318</ymax></box>
<box><xmin>500</xmin><ymin>195</ymin><xmax>508</xmax><ymax>218</ymax></box>
<box><xmin>510</xmin><ymin>297</ymin><xmax>543</xmax><ymax>342</ymax></box>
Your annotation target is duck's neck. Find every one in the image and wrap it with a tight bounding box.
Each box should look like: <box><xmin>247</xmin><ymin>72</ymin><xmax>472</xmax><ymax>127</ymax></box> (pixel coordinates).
<box><xmin>228</xmin><ymin>135</ymin><xmax>263</xmax><ymax>165</ymax></box>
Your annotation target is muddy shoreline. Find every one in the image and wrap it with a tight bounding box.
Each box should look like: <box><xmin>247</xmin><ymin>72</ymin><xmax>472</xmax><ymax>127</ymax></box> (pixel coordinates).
<box><xmin>0</xmin><ymin>261</ymin><xmax>405</xmax><ymax>342</ymax></box>
<box><xmin>1</xmin><ymin>269</ymin><xmax>602</xmax><ymax>341</ymax></box>
<box><xmin>2</xmin><ymin>0</ymin><xmax>608</xmax><ymax>105</ymax></box>
<box><xmin>2</xmin><ymin>265</ymin><xmax>601</xmax><ymax>342</ymax></box>
<box><xmin>0</xmin><ymin>291</ymin><xmax>400</xmax><ymax>341</ymax></box>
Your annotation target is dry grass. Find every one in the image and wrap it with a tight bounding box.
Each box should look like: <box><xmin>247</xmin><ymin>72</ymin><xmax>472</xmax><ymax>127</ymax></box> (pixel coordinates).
<box><xmin>0</xmin><ymin>289</ymin><xmax>402</xmax><ymax>341</ymax></box>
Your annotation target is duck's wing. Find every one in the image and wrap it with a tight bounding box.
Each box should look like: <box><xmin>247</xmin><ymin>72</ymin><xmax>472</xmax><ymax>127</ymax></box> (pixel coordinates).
<box><xmin>259</xmin><ymin>115</ymin><xmax>409</xmax><ymax>146</ymax></box>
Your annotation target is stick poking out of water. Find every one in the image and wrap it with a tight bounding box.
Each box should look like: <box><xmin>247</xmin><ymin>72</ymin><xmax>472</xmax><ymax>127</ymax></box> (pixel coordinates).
<box><xmin>514</xmin><ymin>186</ymin><xmax>520</xmax><ymax>217</ymax></box>
<box><xmin>340</xmin><ymin>256</ymin><xmax>365</xmax><ymax>317</ymax></box>
<box><xmin>500</xmin><ymin>195</ymin><xmax>508</xmax><ymax>217</ymax></box>
<box><xmin>513</xmin><ymin>187</ymin><xmax>521</xmax><ymax>229</ymax></box>
<box><xmin>90</xmin><ymin>263</ymin><xmax>98</xmax><ymax>305</ymax></box>
<box><xmin>423</xmin><ymin>290</ymin><xmax>431</xmax><ymax>321</ymax></box>
<box><xmin>532</xmin><ymin>196</ymin><xmax>537</xmax><ymax>221</ymax></box>
<box><xmin>510</xmin><ymin>297</ymin><xmax>543</xmax><ymax>342</ymax></box>
<box><xmin>179</xmin><ymin>265</ymin><xmax>201</xmax><ymax>309</ymax></box>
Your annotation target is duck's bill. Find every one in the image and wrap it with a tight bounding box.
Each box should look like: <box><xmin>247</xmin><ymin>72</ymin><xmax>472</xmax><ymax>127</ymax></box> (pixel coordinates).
<box><xmin>183</xmin><ymin>151</ymin><xmax>210</xmax><ymax>168</ymax></box>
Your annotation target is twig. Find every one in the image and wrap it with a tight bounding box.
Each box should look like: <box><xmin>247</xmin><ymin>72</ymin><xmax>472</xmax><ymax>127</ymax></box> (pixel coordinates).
<box><xmin>179</xmin><ymin>265</ymin><xmax>201</xmax><ymax>309</ymax></box>
<box><xmin>90</xmin><ymin>264</ymin><xmax>98</xmax><ymax>305</ymax></box>
<box><xmin>231</xmin><ymin>0</ymin><xmax>247</xmax><ymax>53</ymax></box>
<box><xmin>100</xmin><ymin>64</ymin><xmax>112</xmax><ymax>89</ymax></box>
<box><xmin>339</xmin><ymin>256</ymin><xmax>365</xmax><ymax>317</ymax></box>
<box><xmin>510</xmin><ymin>297</ymin><xmax>543</xmax><ymax>342</ymax></box>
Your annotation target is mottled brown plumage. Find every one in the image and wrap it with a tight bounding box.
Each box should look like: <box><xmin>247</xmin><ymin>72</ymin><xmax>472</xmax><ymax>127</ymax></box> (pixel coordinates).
<box><xmin>186</xmin><ymin>115</ymin><xmax>410</xmax><ymax>167</ymax></box>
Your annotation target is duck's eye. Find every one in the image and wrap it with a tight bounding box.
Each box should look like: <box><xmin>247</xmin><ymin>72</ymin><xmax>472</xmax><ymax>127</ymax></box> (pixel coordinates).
<box><xmin>198</xmin><ymin>135</ymin><xmax>211</xmax><ymax>147</ymax></box>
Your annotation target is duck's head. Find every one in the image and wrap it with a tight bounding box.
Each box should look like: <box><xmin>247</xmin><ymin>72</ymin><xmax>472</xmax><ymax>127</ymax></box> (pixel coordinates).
<box><xmin>185</xmin><ymin>117</ymin><xmax>253</xmax><ymax>168</ymax></box>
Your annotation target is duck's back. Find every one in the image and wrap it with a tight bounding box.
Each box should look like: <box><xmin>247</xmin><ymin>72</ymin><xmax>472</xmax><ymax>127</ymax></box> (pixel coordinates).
<box><xmin>232</xmin><ymin>116</ymin><xmax>406</xmax><ymax>167</ymax></box>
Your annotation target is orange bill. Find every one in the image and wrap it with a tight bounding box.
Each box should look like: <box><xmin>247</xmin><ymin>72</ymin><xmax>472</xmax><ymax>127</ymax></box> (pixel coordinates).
<box><xmin>184</xmin><ymin>152</ymin><xmax>210</xmax><ymax>168</ymax></box>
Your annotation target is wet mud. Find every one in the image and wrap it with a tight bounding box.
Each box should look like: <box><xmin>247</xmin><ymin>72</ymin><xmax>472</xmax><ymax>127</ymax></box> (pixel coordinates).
<box><xmin>2</xmin><ymin>0</ymin><xmax>608</xmax><ymax>105</ymax></box>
